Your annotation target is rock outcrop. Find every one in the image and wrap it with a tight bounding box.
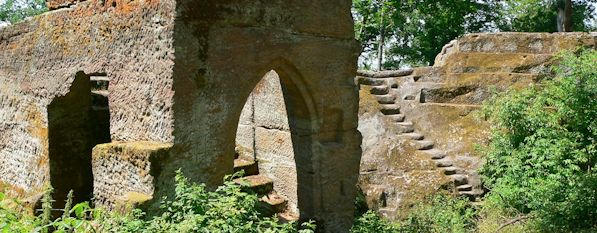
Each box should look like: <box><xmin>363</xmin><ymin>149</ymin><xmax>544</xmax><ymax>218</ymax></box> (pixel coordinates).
<box><xmin>356</xmin><ymin>32</ymin><xmax>596</xmax><ymax>219</ymax></box>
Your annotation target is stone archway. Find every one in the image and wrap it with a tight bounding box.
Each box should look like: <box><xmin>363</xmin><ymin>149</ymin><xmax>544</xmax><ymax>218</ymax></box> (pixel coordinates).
<box><xmin>167</xmin><ymin>46</ymin><xmax>361</xmax><ymax>232</ymax></box>
<box><xmin>235</xmin><ymin>70</ymin><xmax>300</xmax><ymax>217</ymax></box>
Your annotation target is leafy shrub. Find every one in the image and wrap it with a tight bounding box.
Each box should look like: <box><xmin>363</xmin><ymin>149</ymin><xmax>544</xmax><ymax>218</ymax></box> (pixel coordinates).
<box><xmin>480</xmin><ymin>49</ymin><xmax>597</xmax><ymax>232</ymax></box>
<box><xmin>0</xmin><ymin>190</ymin><xmax>96</xmax><ymax>232</ymax></box>
<box><xmin>351</xmin><ymin>211</ymin><xmax>401</xmax><ymax>233</ymax></box>
<box><xmin>0</xmin><ymin>0</ymin><xmax>47</xmax><ymax>24</ymax></box>
<box><xmin>401</xmin><ymin>194</ymin><xmax>477</xmax><ymax>233</ymax></box>
<box><xmin>476</xmin><ymin>194</ymin><xmax>541</xmax><ymax>233</ymax></box>
<box><xmin>0</xmin><ymin>171</ymin><xmax>314</xmax><ymax>233</ymax></box>
<box><xmin>351</xmin><ymin>193</ymin><xmax>477</xmax><ymax>233</ymax></box>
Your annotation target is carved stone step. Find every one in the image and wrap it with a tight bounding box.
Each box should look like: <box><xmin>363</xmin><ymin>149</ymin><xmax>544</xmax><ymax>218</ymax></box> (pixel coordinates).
<box><xmin>417</xmin><ymin>149</ymin><xmax>446</xmax><ymax>159</ymax></box>
<box><xmin>370</xmin><ymin>85</ymin><xmax>389</xmax><ymax>95</ymax></box>
<box><xmin>91</xmin><ymin>90</ymin><xmax>109</xmax><ymax>97</ymax></box>
<box><xmin>442</xmin><ymin>167</ymin><xmax>460</xmax><ymax>175</ymax></box>
<box><xmin>257</xmin><ymin>193</ymin><xmax>288</xmax><ymax>216</ymax></box>
<box><xmin>434</xmin><ymin>159</ymin><xmax>453</xmax><ymax>167</ymax></box>
<box><xmin>395</xmin><ymin>122</ymin><xmax>414</xmax><ymax>133</ymax></box>
<box><xmin>413</xmin><ymin>140</ymin><xmax>434</xmax><ymax>150</ymax></box>
<box><xmin>457</xmin><ymin>184</ymin><xmax>473</xmax><ymax>192</ymax></box>
<box><xmin>278</xmin><ymin>211</ymin><xmax>300</xmax><ymax>223</ymax></box>
<box><xmin>380</xmin><ymin>104</ymin><xmax>401</xmax><ymax>115</ymax></box>
<box><xmin>399</xmin><ymin>132</ymin><xmax>424</xmax><ymax>140</ymax></box>
<box><xmin>387</xmin><ymin>114</ymin><xmax>405</xmax><ymax>122</ymax></box>
<box><xmin>459</xmin><ymin>190</ymin><xmax>485</xmax><ymax>199</ymax></box>
<box><xmin>358</xmin><ymin>77</ymin><xmax>386</xmax><ymax>86</ymax></box>
<box><xmin>234</xmin><ymin>175</ymin><xmax>274</xmax><ymax>195</ymax></box>
<box><xmin>375</xmin><ymin>94</ymin><xmax>395</xmax><ymax>104</ymax></box>
<box><xmin>396</xmin><ymin>121</ymin><xmax>413</xmax><ymax>127</ymax></box>
<box><xmin>449</xmin><ymin>174</ymin><xmax>468</xmax><ymax>186</ymax></box>
<box><xmin>233</xmin><ymin>158</ymin><xmax>259</xmax><ymax>176</ymax></box>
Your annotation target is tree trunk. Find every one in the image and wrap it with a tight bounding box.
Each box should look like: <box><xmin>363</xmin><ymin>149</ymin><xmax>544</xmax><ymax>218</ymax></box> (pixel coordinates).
<box><xmin>557</xmin><ymin>0</ymin><xmax>573</xmax><ymax>32</ymax></box>
<box><xmin>377</xmin><ymin>0</ymin><xmax>386</xmax><ymax>71</ymax></box>
<box><xmin>358</xmin><ymin>12</ymin><xmax>370</xmax><ymax>53</ymax></box>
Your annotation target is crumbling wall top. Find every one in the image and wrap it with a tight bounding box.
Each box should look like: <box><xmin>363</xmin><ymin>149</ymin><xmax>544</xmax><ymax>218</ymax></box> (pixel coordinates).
<box><xmin>47</xmin><ymin>0</ymin><xmax>84</xmax><ymax>10</ymax></box>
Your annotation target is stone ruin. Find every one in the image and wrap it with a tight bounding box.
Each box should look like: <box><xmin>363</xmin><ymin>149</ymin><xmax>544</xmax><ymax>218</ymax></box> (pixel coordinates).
<box><xmin>356</xmin><ymin>32</ymin><xmax>595</xmax><ymax>219</ymax></box>
<box><xmin>0</xmin><ymin>0</ymin><xmax>362</xmax><ymax>232</ymax></box>
<box><xmin>0</xmin><ymin>0</ymin><xmax>596</xmax><ymax>232</ymax></box>
<box><xmin>234</xmin><ymin>32</ymin><xmax>596</xmax><ymax>220</ymax></box>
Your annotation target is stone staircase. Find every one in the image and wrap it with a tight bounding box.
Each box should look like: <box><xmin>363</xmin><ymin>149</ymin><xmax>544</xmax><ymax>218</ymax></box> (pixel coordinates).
<box><xmin>358</xmin><ymin>73</ymin><xmax>484</xmax><ymax>202</ymax></box>
<box><xmin>232</xmin><ymin>153</ymin><xmax>298</xmax><ymax>221</ymax></box>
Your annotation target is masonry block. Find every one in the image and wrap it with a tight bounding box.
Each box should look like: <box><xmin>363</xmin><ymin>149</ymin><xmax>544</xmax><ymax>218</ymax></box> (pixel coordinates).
<box><xmin>92</xmin><ymin>141</ymin><xmax>172</xmax><ymax>211</ymax></box>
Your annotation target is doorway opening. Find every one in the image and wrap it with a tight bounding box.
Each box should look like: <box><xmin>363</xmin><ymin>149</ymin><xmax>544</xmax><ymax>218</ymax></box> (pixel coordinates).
<box><xmin>235</xmin><ymin>70</ymin><xmax>299</xmax><ymax>220</ymax></box>
<box><xmin>47</xmin><ymin>72</ymin><xmax>111</xmax><ymax>211</ymax></box>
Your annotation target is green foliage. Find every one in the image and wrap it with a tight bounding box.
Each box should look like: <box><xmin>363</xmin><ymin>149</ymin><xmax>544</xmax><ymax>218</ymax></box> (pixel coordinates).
<box><xmin>352</xmin><ymin>0</ymin><xmax>597</xmax><ymax>68</ymax></box>
<box><xmin>476</xmin><ymin>197</ymin><xmax>541</xmax><ymax>233</ymax></box>
<box><xmin>480</xmin><ymin>49</ymin><xmax>597</xmax><ymax>232</ymax></box>
<box><xmin>0</xmin><ymin>171</ymin><xmax>314</xmax><ymax>233</ymax></box>
<box><xmin>385</xmin><ymin>0</ymin><xmax>495</xmax><ymax>67</ymax></box>
<box><xmin>0</xmin><ymin>190</ymin><xmax>96</xmax><ymax>232</ymax></box>
<box><xmin>399</xmin><ymin>194</ymin><xmax>477</xmax><ymax>233</ymax></box>
<box><xmin>496</xmin><ymin>0</ymin><xmax>596</xmax><ymax>32</ymax></box>
<box><xmin>0</xmin><ymin>0</ymin><xmax>47</xmax><ymax>24</ymax></box>
<box><xmin>352</xmin><ymin>0</ymin><xmax>386</xmax><ymax>54</ymax></box>
<box><xmin>351</xmin><ymin>194</ymin><xmax>477</xmax><ymax>233</ymax></box>
<box><xmin>351</xmin><ymin>211</ymin><xmax>400</xmax><ymax>233</ymax></box>
<box><xmin>353</xmin><ymin>0</ymin><xmax>495</xmax><ymax>67</ymax></box>
<box><xmin>104</xmin><ymin>171</ymin><xmax>312</xmax><ymax>232</ymax></box>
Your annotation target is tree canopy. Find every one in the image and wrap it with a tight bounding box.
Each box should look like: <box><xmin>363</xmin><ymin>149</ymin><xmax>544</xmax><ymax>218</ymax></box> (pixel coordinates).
<box><xmin>496</xmin><ymin>0</ymin><xmax>596</xmax><ymax>33</ymax></box>
<box><xmin>0</xmin><ymin>0</ymin><xmax>47</xmax><ymax>24</ymax></box>
<box><xmin>353</xmin><ymin>0</ymin><xmax>597</xmax><ymax>69</ymax></box>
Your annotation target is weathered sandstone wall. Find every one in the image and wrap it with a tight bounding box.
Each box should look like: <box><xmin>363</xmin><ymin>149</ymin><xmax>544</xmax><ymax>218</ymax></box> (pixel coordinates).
<box><xmin>0</xmin><ymin>0</ymin><xmax>176</xmax><ymax>205</ymax></box>
<box><xmin>1</xmin><ymin>1</ymin><xmax>362</xmax><ymax>231</ymax></box>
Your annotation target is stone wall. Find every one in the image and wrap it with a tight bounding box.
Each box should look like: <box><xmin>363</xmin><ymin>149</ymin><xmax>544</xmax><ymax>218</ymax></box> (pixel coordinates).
<box><xmin>0</xmin><ymin>0</ymin><xmax>176</xmax><ymax>205</ymax></box>
<box><xmin>1</xmin><ymin>1</ymin><xmax>362</xmax><ymax>231</ymax></box>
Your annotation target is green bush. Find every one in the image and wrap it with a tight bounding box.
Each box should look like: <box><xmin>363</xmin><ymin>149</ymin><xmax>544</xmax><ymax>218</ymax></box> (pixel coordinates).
<box><xmin>399</xmin><ymin>194</ymin><xmax>477</xmax><ymax>233</ymax></box>
<box><xmin>351</xmin><ymin>211</ymin><xmax>401</xmax><ymax>233</ymax></box>
<box><xmin>0</xmin><ymin>0</ymin><xmax>47</xmax><ymax>24</ymax></box>
<box><xmin>351</xmin><ymin>193</ymin><xmax>477</xmax><ymax>233</ymax></box>
<box><xmin>0</xmin><ymin>171</ymin><xmax>314</xmax><ymax>233</ymax></box>
<box><xmin>480</xmin><ymin>49</ymin><xmax>597</xmax><ymax>232</ymax></box>
<box><xmin>0</xmin><ymin>190</ymin><xmax>97</xmax><ymax>232</ymax></box>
